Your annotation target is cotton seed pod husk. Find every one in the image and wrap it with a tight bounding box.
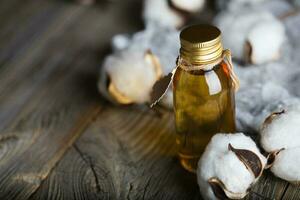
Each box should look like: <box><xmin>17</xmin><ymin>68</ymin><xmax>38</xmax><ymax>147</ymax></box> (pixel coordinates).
<box><xmin>208</xmin><ymin>177</ymin><xmax>247</xmax><ymax>200</ymax></box>
<box><xmin>208</xmin><ymin>144</ymin><xmax>265</xmax><ymax>199</ymax></box>
<box><xmin>228</xmin><ymin>143</ymin><xmax>264</xmax><ymax>178</ymax></box>
<box><xmin>265</xmin><ymin>148</ymin><xmax>284</xmax><ymax>169</ymax></box>
<box><xmin>261</xmin><ymin>110</ymin><xmax>285</xmax><ymax>130</ymax></box>
<box><xmin>159</xmin><ymin>90</ymin><xmax>173</xmax><ymax>109</ymax></box>
<box><xmin>197</xmin><ymin>133</ymin><xmax>267</xmax><ymax>200</ymax></box>
<box><xmin>99</xmin><ymin>50</ymin><xmax>163</xmax><ymax>105</ymax></box>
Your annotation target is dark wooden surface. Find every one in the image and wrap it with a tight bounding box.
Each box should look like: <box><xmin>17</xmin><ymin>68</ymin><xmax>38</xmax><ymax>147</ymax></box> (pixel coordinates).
<box><xmin>0</xmin><ymin>0</ymin><xmax>299</xmax><ymax>199</ymax></box>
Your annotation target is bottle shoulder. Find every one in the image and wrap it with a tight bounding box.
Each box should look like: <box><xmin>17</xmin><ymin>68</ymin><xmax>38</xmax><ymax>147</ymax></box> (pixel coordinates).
<box><xmin>173</xmin><ymin>60</ymin><xmax>233</xmax><ymax>96</ymax></box>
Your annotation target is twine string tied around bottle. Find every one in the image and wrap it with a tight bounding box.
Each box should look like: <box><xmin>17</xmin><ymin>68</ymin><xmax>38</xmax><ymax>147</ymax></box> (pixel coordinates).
<box><xmin>150</xmin><ymin>49</ymin><xmax>239</xmax><ymax>107</ymax></box>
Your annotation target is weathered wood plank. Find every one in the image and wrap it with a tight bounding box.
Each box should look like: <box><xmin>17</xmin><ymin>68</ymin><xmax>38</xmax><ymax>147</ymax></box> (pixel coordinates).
<box><xmin>0</xmin><ymin>1</ymin><xmax>62</xmax><ymax>65</ymax></box>
<box><xmin>245</xmin><ymin>171</ymin><xmax>289</xmax><ymax>200</ymax></box>
<box><xmin>30</xmin><ymin>106</ymin><xmax>202</xmax><ymax>200</ymax></box>
<box><xmin>0</xmin><ymin>0</ymin><xmax>142</xmax><ymax>199</ymax></box>
<box><xmin>31</xmin><ymin>105</ymin><xmax>298</xmax><ymax>200</ymax></box>
<box><xmin>281</xmin><ymin>183</ymin><xmax>300</xmax><ymax>200</ymax></box>
<box><xmin>0</xmin><ymin>51</ymin><xmax>102</xmax><ymax>199</ymax></box>
<box><xmin>0</xmin><ymin>4</ymin><xmax>84</xmax><ymax>103</ymax></box>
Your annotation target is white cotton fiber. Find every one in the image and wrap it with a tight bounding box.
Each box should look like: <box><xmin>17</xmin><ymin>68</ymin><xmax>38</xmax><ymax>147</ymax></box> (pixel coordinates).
<box><xmin>247</xmin><ymin>20</ymin><xmax>285</xmax><ymax>64</ymax></box>
<box><xmin>111</xmin><ymin>34</ymin><xmax>130</xmax><ymax>51</ymax></box>
<box><xmin>171</xmin><ymin>0</ymin><xmax>205</xmax><ymax>13</ymax></box>
<box><xmin>260</xmin><ymin>104</ymin><xmax>300</xmax><ymax>183</ymax></box>
<box><xmin>197</xmin><ymin>133</ymin><xmax>266</xmax><ymax>200</ymax></box>
<box><xmin>270</xmin><ymin>147</ymin><xmax>300</xmax><ymax>182</ymax></box>
<box><xmin>99</xmin><ymin>25</ymin><xmax>179</xmax><ymax>106</ymax></box>
<box><xmin>214</xmin><ymin>8</ymin><xmax>285</xmax><ymax>64</ymax></box>
<box><xmin>112</xmin><ymin>25</ymin><xmax>179</xmax><ymax>75</ymax></box>
<box><xmin>260</xmin><ymin>104</ymin><xmax>300</xmax><ymax>152</ymax></box>
<box><xmin>143</xmin><ymin>0</ymin><xmax>184</xmax><ymax>28</ymax></box>
<box><xmin>104</xmin><ymin>51</ymin><xmax>158</xmax><ymax>103</ymax></box>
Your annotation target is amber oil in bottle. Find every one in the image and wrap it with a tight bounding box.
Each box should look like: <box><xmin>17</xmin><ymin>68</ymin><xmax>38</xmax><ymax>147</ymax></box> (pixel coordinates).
<box><xmin>173</xmin><ymin>25</ymin><xmax>236</xmax><ymax>173</ymax></box>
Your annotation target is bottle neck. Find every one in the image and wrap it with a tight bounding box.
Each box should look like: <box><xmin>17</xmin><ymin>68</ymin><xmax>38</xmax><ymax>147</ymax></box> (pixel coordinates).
<box><xmin>177</xmin><ymin>54</ymin><xmax>224</xmax><ymax>73</ymax></box>
<box><xmin>179</xmin><ymin>42</ymin><xmax>223</xmax><ymax>65</ymax></box>
<box><xmin>179</xmin><ymin>51</ymin><xmax>223</xmax><ymax>66</ymax></box>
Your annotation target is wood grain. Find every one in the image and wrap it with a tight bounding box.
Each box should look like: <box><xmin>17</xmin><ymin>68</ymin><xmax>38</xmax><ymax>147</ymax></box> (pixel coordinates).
<box><xmin>245</xmin><ymin>171</ymin><xmax>289</xmax><ymax>200</ymax></box>
<box><xmin>0</xmin><ymin>0</ymin><xmax>141</xmax><ymax>199</ymax></box>
<box><xmin>30</xmin><ymin>106</ymin><xmax>202</xmax><ymax>200</ymax></box>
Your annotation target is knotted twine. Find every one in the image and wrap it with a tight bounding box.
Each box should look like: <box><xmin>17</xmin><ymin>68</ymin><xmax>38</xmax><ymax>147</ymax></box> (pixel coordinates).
<box><xmin>150</xmin><ymin>49</ymin><xmax>240</xmax><ymax>107</ymax></box>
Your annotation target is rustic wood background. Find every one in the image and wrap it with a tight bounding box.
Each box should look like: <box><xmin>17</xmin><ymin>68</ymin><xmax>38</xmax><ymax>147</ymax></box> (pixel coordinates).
<box><xmin>0</xmin><ymin>0</ymin><xmax>299</xmax><ymax>199</ymax></box>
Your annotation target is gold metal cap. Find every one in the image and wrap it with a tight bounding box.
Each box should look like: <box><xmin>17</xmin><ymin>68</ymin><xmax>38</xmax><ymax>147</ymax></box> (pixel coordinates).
<box><xmin>180</xmin><ymin>24</ymin><xmax>223</xmax><ymax>64</ymax></box>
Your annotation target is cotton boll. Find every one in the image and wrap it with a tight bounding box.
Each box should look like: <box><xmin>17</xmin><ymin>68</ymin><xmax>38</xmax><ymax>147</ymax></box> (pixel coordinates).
<box><xmin>270</xmin><ymin>147</ymin><xmax>300</xmax><ymax>183</ymax></box>
<box><xmin>143</xmin><ymin>0</ymin><xmax>185</xmax><ymax>28</ymax></box>
<box><xmin>246</xmin><ymin>20</ymin><xmax>285</xmax><ymax>64</ymax></box>
<box><xmin>235</xmin><ymin>81</ymin><xmax>298</xmax><ymax>133</ymax></box>
<box><xmin>260</xmin><ymin>105</ymin><xmax>300</xmax><ymax>183</ymax></box>
<box><xmin>214</xmin><ymin>9</ymin><xmax>273</xmax><ymax>62</ymax></box>
<box><xmin>214</xmin><ymin>8</ymin><xmax>285</xmax><ymax>64</ymax></box>
<box><xmin>260</xmin><ymin>104</ymin><xmax>300</xmax><ymax>152</ymax></box>
<box><xmin>170</xmin><ymin>0</ymin><xmax>205</xmax><ymax>13</ymax></box>
<box><xmin>99</xmin><ymin>26</ymin><xmax>179</xmax><ymax>107</ymax></box>
<box><xmin>103</xmin><ymin>50</ymin><xmax>162</xmax><ymax>104</ymax></box>
<box><xmin>197</xmin><ymin>133</ymin><xmax>267</xmax><ymax>200</ymax></box>
<box><xmin>119</xmin><ymin>25</ymin><xmax>179</xmax><ymax>108</ymax></box>
<box><xmin>143</xmin><ymin>0</ymin><xmax>205</xmax><ymax>28</ymax></box>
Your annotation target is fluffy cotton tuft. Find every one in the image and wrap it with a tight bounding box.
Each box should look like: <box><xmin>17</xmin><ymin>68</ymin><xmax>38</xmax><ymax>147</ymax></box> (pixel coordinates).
<box><xmin>99</xmin><ymin>25</ymin><xmax>179</xmax><ymax>106</ymax></box>
<box><xmin>111</xmin><ymin>34</ymin><xmax>130</xmax><ymax>51</ymax></box>
<box><xmin>111</xmin><ymin>25</ymin><xmax>179</xmax><ymax>75</ymax></box>
<box><xmin>104</xmin><ymin>51</ymin><xmax>159</xmax><ymax>103</ymax></box>
<box><xmin>247</xmin><ymin>20</ymin><xmax>285</xmax><ymax>64</ymax></box>
<box><xmin>260</xmin><ymin>104</ymin><xmax>300</xmax><ymax>183</ymax></box>
<box><xmin>197</xmin><ymin>133</ymin><xmax>266</xmax><ymax>200</ymax></box>
<box><xmin>261</xmin><ymin>104</ymin><xmax>300</xmax><ymax>152</ymax></box>
<box><xmin>271</xmin><ymin>147</ymin><xmax>300</xmax><ymax>182</ymax></box>
<box><xmin>143</xmin><ymin>0</ymin><xmax>184</xmax><ymax>28</ymax></box>
<box><xmin>171</xmin><ymin>0</ymin><xmax>205</xmax><ymax>13</ymax></box>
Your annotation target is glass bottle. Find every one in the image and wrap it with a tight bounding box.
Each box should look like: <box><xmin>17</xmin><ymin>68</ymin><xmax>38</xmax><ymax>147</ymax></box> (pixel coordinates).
<box><xmin>173</xmin><ymin>24</ymin><xmax>236</xmax><ymax>173</ymax></box>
